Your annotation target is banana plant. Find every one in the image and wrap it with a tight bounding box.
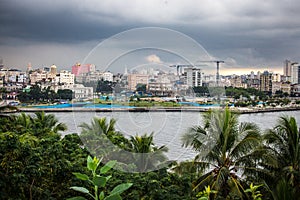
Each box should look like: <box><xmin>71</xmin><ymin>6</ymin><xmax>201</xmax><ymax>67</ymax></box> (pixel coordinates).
<box><xmin>196</xmin><ymin>185</ymin><xmax>217</xmax><ymax>200</ymax></box>
<box><xmin>244</xmin><ymin>183</ymin><xmax>263</xmax><ymax>200</ymax></box>
<box><xmin>68</xmin><ymin>156</ymin><xmax>132</xmax><ymax>200</ymax></box>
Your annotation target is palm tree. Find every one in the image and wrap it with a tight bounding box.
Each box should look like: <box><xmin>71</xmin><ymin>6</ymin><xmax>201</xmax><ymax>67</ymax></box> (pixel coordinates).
<box><xmin>128</xmin><ymin>133</ymin><xmax>168</xmax><ymax>172</ymax></box>
<box><xmin>181</xmin><ymin>108</ymin><xmax>261</xmax><ymax>198</ymax></box>
<box><xmin>80</xmin><ymin>117</ymin><xmax>168</xmax><ymax>172</ymax></box>
<box><xmin>32</xmin><ymin>112</ymin><xmax>67</xmax><ymax>136</ymax></box>
<box><xmin>79</xmin><ymin>117</ymin><xmax>130</xmax><ymax>162</ymax></box>
<box><xmin>14</xmin><ymin>113</ymin><xmax>33</xmax><ymax>134</ymax></box>
<box><xmin>261</xmin><ymin>116</ymin><xmax>300</xmax><ymax>197</ymax></box>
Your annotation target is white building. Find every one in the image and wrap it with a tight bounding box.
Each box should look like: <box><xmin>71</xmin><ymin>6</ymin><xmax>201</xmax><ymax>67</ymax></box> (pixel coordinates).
<box><xmin>57</xmin><ymin>70</ymin><xmax>74</xmax><ymax>85</ymax></box>
<box><xmin>71</xmin><ymin>84</ymin><xmax>93</xmax><ymax>99</ymax></box>
<box><xmin>183</xmin><ymin>67</ymin><xmax>202</xmax><ymax>87</ymax></box>
<box><xmin>291</xmin><ymin>65</ymin><xmax>299</xmax><ymax>84</ymax></box>
<box><xmin>75</xmin><ymin>71</ymin><xmax>113</xmax><ymax>83</ymax></box>
<box><xmin>102</xmin><ymin>72</ymin><xmax>113</xmax><ymax>82</ymax></box>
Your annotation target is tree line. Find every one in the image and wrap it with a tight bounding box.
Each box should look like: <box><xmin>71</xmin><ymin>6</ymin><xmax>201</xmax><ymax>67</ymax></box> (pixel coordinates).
<box><xmin>17</xmin><ymin>85</ymin><xmax>73</xmax><ymax>103</ymax></box>
<box><xmin>0</xmin><ymin>109</ymin><xmax>299</xmax><ymax>199</ymax></box>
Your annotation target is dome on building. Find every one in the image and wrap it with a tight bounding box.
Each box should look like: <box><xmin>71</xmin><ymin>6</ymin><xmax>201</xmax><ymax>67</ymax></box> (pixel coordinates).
<box><xmin>50</xmin><ymin>64</ymin><xmax>57</xmax><ymax>68</ymax></box>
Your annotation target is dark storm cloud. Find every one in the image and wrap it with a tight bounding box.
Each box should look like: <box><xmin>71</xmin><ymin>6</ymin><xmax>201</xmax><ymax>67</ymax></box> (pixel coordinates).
<box><xmin>0</xmin><ymin>0</ymin><xmax>131</xmax><ymax>43</ymax></box>
<box><xmin>1</xmin><ymin>0</ymin><xmax>300</xmax><ymax>71</ymax></box>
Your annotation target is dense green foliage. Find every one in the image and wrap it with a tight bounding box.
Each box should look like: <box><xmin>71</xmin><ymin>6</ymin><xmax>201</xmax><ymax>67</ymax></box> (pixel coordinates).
<box><xmin>0</xmin><ymin>113</ymin><xmax>88</xmax><ymax>199</ymax></box>
<box><xmin>96</xmin><ymin>80</ymin><xmax>114</xmax><ymax>94</ymax></box>
<box><xmin>17</xmin><ymin>85</ymin><xmax>73</xmax><ymax>103</ymax></box>
<box><xmin>1</xmin><ymin>110</ymin><xmax>300</xmax><ymax>199</ymax></box>
<box><xmin>193</xmin><ymin>86</ymin><xmax>267</xmax><ymax>100</ymax></box>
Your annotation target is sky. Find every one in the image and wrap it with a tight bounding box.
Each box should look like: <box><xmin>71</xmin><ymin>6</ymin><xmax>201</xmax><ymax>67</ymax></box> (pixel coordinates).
<box><xmin>1</xmin><ymin>0</ymin><xmax>300</xmax><ymax>75</ymax></box>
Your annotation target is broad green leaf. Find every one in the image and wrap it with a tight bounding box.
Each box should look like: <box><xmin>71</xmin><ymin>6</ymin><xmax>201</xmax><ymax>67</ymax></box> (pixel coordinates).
<box><xmin>73</xmin><ymin>172</ymin><xmax>89</xmax><ymax>181</ymax></box>
<box><xmin>70</xmin><ymin>186</ymin><xmax>90</xmax><ymax>194</ymax></box>
<box><xmin>104</xmin><ymin>194</ymin><xmax>122</xmax><ymax>200</ymax></box>
<box><xmin>198</xmin><ymin>197</ymin><xmax>209</xmax><ymax>200</ymax></box>
<box><xmin>93</xmin><ymin>175</ymin><xmax>107</xmax><ymax>187</ymax></box>
<box><xmin>66</xmin><ymin>197</ymin><xmax>87</xmax><ymax>200</ymax></box>
<box><xmin>110</xmin><ymin>183</ymin><xmax>133</xmax><ymax>196</ymax></box>
<box><xmin>106</xmin><ymin>175</ymin><xmax>112</xmax><ymax>182</ymax></box>
<box><xmin>99</xmin><ymin>191</ymin><xmax>105</xmax><ymax>200</ymax></box>
<box><xmin>100</xmin><ymin>160</ymin><xmax>117</xmax><ymax>174</ymax></box>
<box><xmin>244</xmin><ymin>189</ymin><xmax>252</xmax><ymax>193</ymax></box>
<box><xmin>87</xmin><ymin>156</ymin><xmax>94</xmax><ymax>171</ymax></box>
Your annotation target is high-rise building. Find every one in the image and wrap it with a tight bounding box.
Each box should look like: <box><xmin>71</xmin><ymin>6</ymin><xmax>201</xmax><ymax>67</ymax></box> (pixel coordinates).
<box><xmin>0</xmin><ymin>58</ymin><xmax>3</xmax><ymax>69</ymax></box>
<box><xmin>284</xmin><ymin>59</ymin><xmax>292</xmax><ymax>76</ymax></box>
<box><xmin>183</xmin><ymin>67</ymin><xmax>202</xmax><ymax>87</ymax></box>
<box><xmin>71</xmin><ymin>63</ymin><xmax>95</xmax><ymax>76</ymax></box>
<box><xmin>259</xmin><ymin>71</ymin><xmax>272</xmax><ymax>95</ymax></box>
<box><xmin>291</xmin><ymin>64</ymin><xmax>299</xmax><ymax>84</ymax></box>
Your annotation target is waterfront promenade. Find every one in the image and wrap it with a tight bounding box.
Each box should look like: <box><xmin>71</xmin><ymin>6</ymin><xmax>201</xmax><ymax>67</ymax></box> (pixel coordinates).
<box><xmin>18</xmin><ymin>105</ymin><xmax>300</xmax><ymax>114</ymax></box>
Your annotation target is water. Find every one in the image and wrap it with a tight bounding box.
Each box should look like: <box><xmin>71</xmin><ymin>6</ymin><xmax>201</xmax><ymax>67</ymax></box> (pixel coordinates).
<box><xmin>33</xmin><ymin>103</ymin><xmax>134</xmax><ymax>109</ymax></box>
<box><xmin>47</xmin><ymin>110</ymin><xmax>300</xmax><ymax>161</ymax></box>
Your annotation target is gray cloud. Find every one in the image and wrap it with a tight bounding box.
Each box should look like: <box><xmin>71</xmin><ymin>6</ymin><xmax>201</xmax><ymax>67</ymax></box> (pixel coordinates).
<box><xmin>0</xmin><ymin>0</ymin><xmax>300</xmax><ymax>73</ymax></box>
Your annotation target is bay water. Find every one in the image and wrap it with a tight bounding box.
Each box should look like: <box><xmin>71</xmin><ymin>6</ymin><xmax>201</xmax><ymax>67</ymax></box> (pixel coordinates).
<box><xmin>48</xmin><ymin>110</ymin><xmax>300</xmax><ymax>161</ymax></box>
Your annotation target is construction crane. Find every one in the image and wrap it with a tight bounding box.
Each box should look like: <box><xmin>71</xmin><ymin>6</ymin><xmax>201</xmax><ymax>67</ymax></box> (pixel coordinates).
<box><xmin>196</xmin><ymin>60</ymin><xmax>225</xmax><ymax>86</ymax></box>
<box><xmin>169</xmin><ymin>64</ymin><xmax>205</xmax><ymax>75</ymax></box>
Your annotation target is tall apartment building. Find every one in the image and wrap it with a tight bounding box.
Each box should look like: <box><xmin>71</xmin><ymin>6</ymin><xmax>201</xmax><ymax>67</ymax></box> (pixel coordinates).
<box><xmin>259</xmin><ymin>71</ymin><xmax>272</xmax><ymax>95</ymax></box>
<box><xmin>183</xmin><ymin>67</ymin><xmax>202</xmax><ymax>87</ymax></box>
<box><xmin>283</xmin><ymin>60</ymin><xmax>298</xmax><ymax>83</ymax></box>
<box><xmin>72</xmin><ymin>63</ymin><xmax>96</xmax><ymax>76</ymax></box>
<box><xmin>284</xmin><ymin>60</ymin><xmax>292</xmax><ymax>76</ymax></box>
<box><xmin>291</xmin><ymin>64</ymin><xmax>300</xmax><ymax>84</ymax></box>
<box><xmin>127</xmin><ymin>74</ymin><xmax>148</xmax><ymax>91</ymax></box>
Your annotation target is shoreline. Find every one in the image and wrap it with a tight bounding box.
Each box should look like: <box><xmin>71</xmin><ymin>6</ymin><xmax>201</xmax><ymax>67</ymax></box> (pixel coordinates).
<box><xmin>16</xmin><ymin>106</ymin><xmax>300</xmax><ymax>114</ymax></box>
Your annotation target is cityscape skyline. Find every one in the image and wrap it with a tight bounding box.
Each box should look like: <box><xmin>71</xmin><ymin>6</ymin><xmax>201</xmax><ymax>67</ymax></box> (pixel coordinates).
<box><xmin>1</xmin><ymin>1</ymin><xmax>300</xmax><ymax>74</ymax></box>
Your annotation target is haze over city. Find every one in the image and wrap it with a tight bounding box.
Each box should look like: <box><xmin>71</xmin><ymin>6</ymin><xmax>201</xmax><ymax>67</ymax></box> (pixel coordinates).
<box><xmin>1</xmin><ymin>0</ymin><xmax>300</xmax><ymax>75</ymax></box>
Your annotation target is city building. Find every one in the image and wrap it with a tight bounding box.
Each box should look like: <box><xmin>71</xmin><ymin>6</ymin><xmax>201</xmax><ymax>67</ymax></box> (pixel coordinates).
<box><xmin>272</xmin><ymin>73</ymin><xmax>281</xmax><ymax>82</ymax></box>
<box><xmin>75</xmin><ymin>71</ymin><xmax>114</xmax><ymax>83</ymax></box>
<box><xmin>148</xmin><ymin>74</ymin><xmax>174</xmax><ymax>96</ymax></box>
<box><xmin>56</xmin><ymin>70</ymin><xmax>74</xmax><ymax>85</ymax></box>
<box><xmin>291</xmin><ymin>64</ymin><xmax>300</xmax><ymax>84</ymax></box>
<box><xmin>71</xmin><ymin>84</ymin><xmax>93</xmax><ymax>99</ymax></box>
<box><xmin>29</xmin><ymin>70</ymin><xmax>49</xmax><ymax>84</ymax></box>
<box><xmin>102</xmin><ymin>72</ymin><xmax>114</xmax><ymax>82</ymax></box>
<box><xmin>50</xmin><ymin>64</ymin><xmax>57</xmax><ymax>76</ymax></box>
<box><xmin>283</xmin><ymin>60</ymin><xmax>298</xmax><ymax>83</ymax></box>
<box><xmin>291</xmin><ymin>84</ymin><xmax>300</xmax><ymax>96</ymax></box>
<box><xmin>183</xmin><ymin>67</ymin><xmax>202</xmax><ymax>87</ymax></box>
<box><xmin>230</xmin><ymin>75</ymin><xmax>247</xmax><ymax>88</ymax></box>
<box><xmin>259</xmin><ymin>71</ymin><xmax>272</xmax><ymax>95</ymax></box>
<box><xmin>71</xmin><ymin>63</ymin><xmax>95</xmax><ymax>76</ymax></box>
<box><xmin>284</xmin><ymin>59</ymin><xmax>292</xmax><ymax>77</ymax></box>
<box><xmin>127</xmin><ymin>74</ymin><xmax>148</xmax><ymax>91</ymax></box>
<box><xmin>271</xmin><ymin>82</ymin><xmax>290</xmax><ymax>95</ymax></box>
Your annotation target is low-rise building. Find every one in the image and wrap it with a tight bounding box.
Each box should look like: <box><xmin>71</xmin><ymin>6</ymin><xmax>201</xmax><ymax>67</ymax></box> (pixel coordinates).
<box><xmin>291</xmin><ymin>84</ymin><xmax>300</xmax><ymax>96</ymax></box>
<box><xmin>71</xmin><ymin>84</ymin><xmax>93</xmax><ymax>99</ymax></box>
